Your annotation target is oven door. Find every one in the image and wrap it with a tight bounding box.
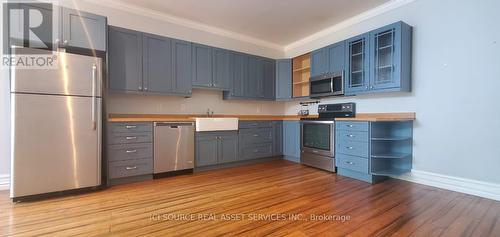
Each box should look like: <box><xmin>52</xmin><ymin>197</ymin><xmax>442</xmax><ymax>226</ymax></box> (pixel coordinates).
<box><xmin>300</xmin><ymin>121</ymin><xmax>335</xmax><ymax>157</ymax></box>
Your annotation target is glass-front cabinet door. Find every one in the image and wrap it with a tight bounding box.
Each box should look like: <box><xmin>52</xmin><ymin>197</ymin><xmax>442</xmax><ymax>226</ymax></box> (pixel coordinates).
<box><xmin>344</xmin><ymin>33</ymin><xmax>370</xmax><ymax>95</ymax></box>
<box><xmin>369</xmin><ymin>22</ymin><xmax>402</xmax><ymax>90</ymax></box>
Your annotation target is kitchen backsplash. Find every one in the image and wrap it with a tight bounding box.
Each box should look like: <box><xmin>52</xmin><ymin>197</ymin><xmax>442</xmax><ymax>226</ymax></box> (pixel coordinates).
<box><xmin>107</xmin><ymin>89</ymin><xmax>286</xmax><ymax>115</ymax></box>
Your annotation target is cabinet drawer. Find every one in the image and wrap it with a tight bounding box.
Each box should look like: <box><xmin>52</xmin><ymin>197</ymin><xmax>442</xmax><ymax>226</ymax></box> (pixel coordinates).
<box><xmin>108</xmin><ymin>122</ymin><xmax>153</xmax><ymax>133</ymax></box>
<box><xmin>107</xmin><ymin>132</ymin><xmax>152</xmax><ymax>144</ymax></box>
<box><xmin>239</xmin><ymin>128</ymin><xmax>272</xmax><ymax>145</ymax></box>
<box><xmin>336</xmin><ymin>154</ymin><xmax>369</xmax><ymax>174</ymax></box>
<box><xmin>239</xmin><ymin>121</ymin><xmax>272</xmax><ymax>129</ymax></box>
<box><xmin>240</xmin><ymin>143</ymin><xmax>273</xmax><ymax>160</ymax></box>
<box><xmin>108</xmin><ymin>143</ymin><xmax>152</xmax><ymax>162</ymax></box>
<box><xmin>337</xmin><ymin>130</ymin><xmax>369</xmax><ymax>143</ymax></box>
<box><xmin>336</xmin><ymin>121</ymin><xmax>369</xmax><ymax>132</ymax></box>
<box><xmin>337</xmin><ymin>140</ymin><xmax>369</xmax><ymax>158</ymax></box>
<box><xmin>109</xmin><ymin>158</ymin><xmax>153</xmax><ymax>179</ymax></box>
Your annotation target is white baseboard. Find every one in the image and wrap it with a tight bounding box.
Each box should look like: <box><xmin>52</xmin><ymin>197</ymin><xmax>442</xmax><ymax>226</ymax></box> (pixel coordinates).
<box><xmin>393</xmin><ymin>170</ymin><xmax>500</xmax><ymax>201</ymax></box>
<box><xmin>0</xmin><ymin>174</ymin><xmax>9</xmax><ymax>191</ymax></box>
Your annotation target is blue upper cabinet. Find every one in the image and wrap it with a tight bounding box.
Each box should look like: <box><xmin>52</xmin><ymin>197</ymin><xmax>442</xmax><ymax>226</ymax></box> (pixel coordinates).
<box><xmin>262</xmin><ymin>59</ymin><xmax>276</xmax><ymax>99</ymax></box>
<box><xmin>212</xmin><ymin>48</ymin><xmax>231</xmax><ymax>90</ymax></box>
<box><xmin>228</xmin><ymin>53</ymin><xmax>249</xmax><ymax>97</ymax></box>
<box><xmin>172</xmin><ymin>39</ymin><xmax>192</xmax><ymax>96</ymax></box>
<box><xmin>368</xmin><ymin>21</ymin><xmax>412</xmax><ymax>92</ymax></box>
<box><xmin>328</xmin><ymin>41</ymin><xmax>345</xmax><ymax>73</ymax></box>
<box><xmin>192</xmin><ymin>44</ymin><xmax>231</xmax><ymax>90</ymax></box>
<box><xmin>108</xmin><ymin>26</ymin><xmax>143</xmax><ymax>92</ymax></box>
<box><xmin>142</xmin><ymin>33</ymin><xmax>172</xmax><ymax>94</ymax></box>
<box><xmin>61</xmin><ymin>7</ymin><xmax>106</xmax><ymax>51</ymax></box>
<box><xmin>192</xmin><ymin>44</ymin><xmax>213</xmax><ymax>88</ymax></box>
<box><xmin>109</xmin><ymin>27</ymin><xmax>191</xmax><ymax>96</ymax></box>
<box><xmin>275</xmin><ymin>59</ymin><xmax>292</xmax><ymax>100</ymax></box>
<box><xmin>345</xmin><ymin>21</ymin><xmax>412</xmax><ymax>95</ymax></box>
<box><xmin>310</xmin><ymin>47</ymin><xmax>329</xmax><ymax>77</ymax></box>
<box><xmin>345</xmin><ymin>33</ymin><xmax>370</xmax><ymax>95</ymax></box>
<box><xmin>247</xmin><ymin>56</ymin><xmax>262</xmax><ymax>98</ymax></box>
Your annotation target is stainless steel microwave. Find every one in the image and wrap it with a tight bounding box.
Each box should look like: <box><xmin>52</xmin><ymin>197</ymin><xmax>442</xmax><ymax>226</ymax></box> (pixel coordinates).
<box><xmin>309</xmin><ymin>71</ymin><xmax>344</xmax><ymax>98</ymax></box>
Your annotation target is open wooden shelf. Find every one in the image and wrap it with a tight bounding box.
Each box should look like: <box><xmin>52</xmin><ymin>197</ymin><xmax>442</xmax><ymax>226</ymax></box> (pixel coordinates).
<box><xmin>292</xmin><ymin>53</ymin><xmax>311</xmax><ymax>98</ymax></box>
<box><xmin>293</xmin><ymin>66</ymin><xmax>310</xmax><ymax>72</ymax></box>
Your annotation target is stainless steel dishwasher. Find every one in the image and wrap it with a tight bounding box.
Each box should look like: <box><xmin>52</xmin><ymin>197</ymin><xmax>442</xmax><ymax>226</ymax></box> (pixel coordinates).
<box><xmin>153</xmin><ymin>122</ymin><xmax>195</xmax><ymax>176</ymax></box>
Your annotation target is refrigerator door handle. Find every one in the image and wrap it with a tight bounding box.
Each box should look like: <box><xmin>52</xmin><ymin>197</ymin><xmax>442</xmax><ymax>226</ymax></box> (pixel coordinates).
<box><xmin>91</xmin><ymin>64</ymin><xmax>97</xmax><ymax>130</ymax></box>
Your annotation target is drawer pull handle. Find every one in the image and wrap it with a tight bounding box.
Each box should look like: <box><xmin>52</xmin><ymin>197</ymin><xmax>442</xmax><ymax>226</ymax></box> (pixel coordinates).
<box><xmin>126</xmin><ymin>150</ymin><xmax>137</xmax><ymax>153</ymax></box>
<box><xmin>346</xmin><ymin>146</ymin><xmax>354</xmax><ymax>150</ymax></box>
<box><xmin>125</xmin><ymin>166</ymin><xmax>138</xmax><ymax>170</ymax></box>
<box><xmin>251</xmin><ymin>123</ymin><xmax>259</xmax><ymax>126</ymax></box>
<box><xmin>346</xmin><ymin>124</ymin><xmax>354</xmax><ymax>128</ymax></box>
<box><xmin>347</xmin><ymin>134</ymin><xmax>355</xmax><ymax>138</ymax></box>
<box><xmin>253</xmin><ymin>149</ymin><xmax>259</xmax><ymax>153</ymax></box>
<box><xmin>346</xmin><ymin>161</ymin><xmax>354</xmax><ymax>165</ymax></box>
<box><xmin>253</xmin><ymin>134</ymin><xmax>259</xmax><ymax>137</ymax></box>
<box><xmin>125</xmin><ymin>125</ymin><xmax>137</xmax><ymax>129</ymax></box>
<box><xmin>126</xmin><ymin>136</ymin><xmax>137</xmax><ymax>140</ymax></box>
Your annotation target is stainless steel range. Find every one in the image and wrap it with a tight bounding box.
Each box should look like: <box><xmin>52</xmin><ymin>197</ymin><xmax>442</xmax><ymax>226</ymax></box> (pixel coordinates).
<box><xmin>300</xmin><ymin>103</ymin><xmax>355</xmax><ymax>172</ymax></box>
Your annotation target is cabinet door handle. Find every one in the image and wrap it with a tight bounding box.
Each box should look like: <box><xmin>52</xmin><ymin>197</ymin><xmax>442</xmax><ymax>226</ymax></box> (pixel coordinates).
<box><xmin>125</xmin><ymin>166</ymin><xmax>138</xmax><ymax>170</ymax></box>
<box><xmin>126</xmin><ymin>136</ymin><xmax>137</xmax><ymax>140</ymax></box>
<box><xmin>346</xmin><ymin>146</ymin><xmax>354</xmax><ymax>150</ymax></box>
<box><xmin>126</xmin><ymin>149</ymin><xmax>137</xmax><ymax>153</ymax></box>
<box><xmin>345</xmin><ymin>161</ymin><xmax>354</xmax><ymax>165</ymax></box>
<box><xmin>253</xmin><ymin>134</ymin><xmax>259</xmax><ymax>137</ymax></box>
<box><xmin>347</xmin><ymin>134</ymin><xmax>355</xmax><ymax>138</ymax></box>
<box><xmin>125</xmin><ymin>125</ymin><xmax>137</xmax><ymax>129</ymax></box>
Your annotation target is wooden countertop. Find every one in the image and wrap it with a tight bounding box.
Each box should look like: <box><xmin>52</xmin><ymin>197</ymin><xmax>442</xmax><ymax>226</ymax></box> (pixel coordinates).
<box><xmin>108</xmin><ymin>113</ymin><xmax>415</xmax><ymax>122</ymax></box>
<box><xmin>334</xmin><ymin>112</ymin><xmax>416</xmax><ymax>122</ymax></box>
<box><xmin>108</xmin><ymin>114</ymin><xmax>317</xmax><ymax>122</ymax></box>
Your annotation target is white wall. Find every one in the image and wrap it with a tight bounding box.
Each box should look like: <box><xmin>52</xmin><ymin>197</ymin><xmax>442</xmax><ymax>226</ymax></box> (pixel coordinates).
<box><xmin>285</xmin><ymin>0</ymin><xmax>500</xmax><ymax>184</ymax></box>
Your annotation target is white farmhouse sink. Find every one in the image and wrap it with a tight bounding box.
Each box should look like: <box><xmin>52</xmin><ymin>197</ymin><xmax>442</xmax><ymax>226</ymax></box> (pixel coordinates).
<box><xmin>195</xmin><ymin>118</ymin><xmax>239</xmax><ymax>132</ymax></box>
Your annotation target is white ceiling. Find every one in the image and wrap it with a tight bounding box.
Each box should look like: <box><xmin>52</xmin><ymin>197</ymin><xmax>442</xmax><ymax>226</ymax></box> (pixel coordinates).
<box><xmin>112</xmin><ymin>0</ymin><xmax>390</xmax><ymax>46</ymax></box>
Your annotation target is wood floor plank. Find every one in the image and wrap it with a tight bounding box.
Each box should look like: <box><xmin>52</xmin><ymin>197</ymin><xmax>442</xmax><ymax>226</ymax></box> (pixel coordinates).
<box><xmin>0</xmin><ymin>160</ymin><xmax>498</xmax><ymax>237</ymax></box>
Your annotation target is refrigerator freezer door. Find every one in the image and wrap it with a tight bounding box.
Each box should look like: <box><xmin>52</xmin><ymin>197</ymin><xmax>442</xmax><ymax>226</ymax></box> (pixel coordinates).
<box><xmin>10</xmin><ymin>94</ymin><xmax>102</xmax><ymax>198</ymax></box>
<box><xmin>10</xmin><ymin>48</ymin><xmax>102</xmax><ymax>97</ymax></box>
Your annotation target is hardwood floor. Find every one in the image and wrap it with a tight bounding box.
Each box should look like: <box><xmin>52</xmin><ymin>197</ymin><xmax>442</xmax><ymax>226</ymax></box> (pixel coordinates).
<box><xmin>0</xmin><ymin>160</ymin><xmax>499</xmax><ymax>236</ymax></box>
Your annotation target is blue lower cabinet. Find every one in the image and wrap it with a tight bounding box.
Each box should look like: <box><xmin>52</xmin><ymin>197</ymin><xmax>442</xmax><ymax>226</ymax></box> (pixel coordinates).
<box><xmin>283</xmin><ymin>121</ymin><xmax>301</xmax><ymax>161</ymax></box>
<box><xmin>107</xmin><ymin>122</ymin><xmax>154</xmax><ymax>185</ymax></box>
<box><xmin>195</xmin><ymin>131</ymin><xmax>238</xmax><ymax>167</ymax></box>
<box><xmin>335</xmin><ymin>120</ymin><xmax>413</xmax><ymax>183</ymax></box>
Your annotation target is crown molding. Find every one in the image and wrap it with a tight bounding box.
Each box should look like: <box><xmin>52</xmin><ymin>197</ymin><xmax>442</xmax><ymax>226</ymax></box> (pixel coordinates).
<box><xmin>284</xmin><ymin>0</ymin><xmax>416</xmax><ymax>53</ymax></box>
<box><xmin>82</xmin><ymin>0</ymin><xmax>284</xmax><ymax>51</ymax></box>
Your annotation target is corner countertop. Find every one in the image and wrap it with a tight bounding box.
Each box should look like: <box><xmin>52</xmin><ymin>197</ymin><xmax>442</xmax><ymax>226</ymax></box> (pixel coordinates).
<box><xmin>108</xmin><ymin>114</ymin><xmax>318</xmax><ymax>122</ymax></box>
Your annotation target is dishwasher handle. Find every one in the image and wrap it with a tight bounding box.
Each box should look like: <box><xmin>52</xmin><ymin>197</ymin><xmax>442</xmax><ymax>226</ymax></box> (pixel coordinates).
<box><xmin>154</xmin><ymin>122</ymin><xmax>194</xmax><ymax>128</ymax></box>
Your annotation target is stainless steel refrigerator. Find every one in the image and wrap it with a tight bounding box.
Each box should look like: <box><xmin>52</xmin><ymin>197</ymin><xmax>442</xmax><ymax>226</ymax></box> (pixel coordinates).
<box><xmin>10</xmin><ymin>48</ymin><xmax>102</xmax><ymax>200</ymax></box>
